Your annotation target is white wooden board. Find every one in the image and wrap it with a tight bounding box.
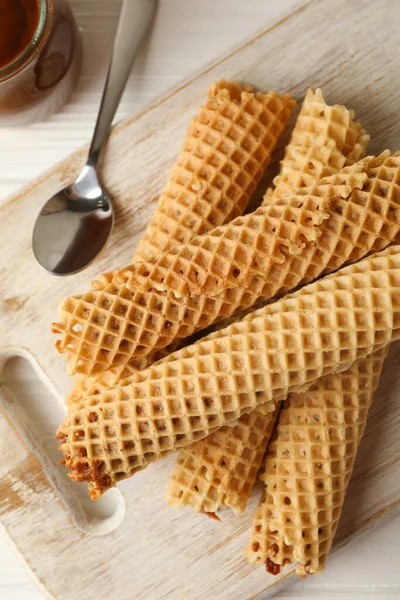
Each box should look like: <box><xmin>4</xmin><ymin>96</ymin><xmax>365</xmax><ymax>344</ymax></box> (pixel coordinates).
<box><xmin>1</xmin><ymin>0</ymin><xmax>400</xmax><ymax>598</ymax></box>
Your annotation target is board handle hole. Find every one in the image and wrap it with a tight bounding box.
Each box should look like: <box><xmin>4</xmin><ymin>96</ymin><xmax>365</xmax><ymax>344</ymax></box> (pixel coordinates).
<box><xmin>1</xmin><ymin>354</ymin><xmax>125</xmax><ymax>536</ymax></box>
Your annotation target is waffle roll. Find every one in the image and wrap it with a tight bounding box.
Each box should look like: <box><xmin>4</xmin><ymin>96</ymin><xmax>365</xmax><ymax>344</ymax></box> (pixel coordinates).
<box><xmin>165</xmin><ymin>407</ymin><xmax>279</xmax><ymax>516</ymax></box>
<box><xmin>57</xmin><ymin>245</ymin><xmax>400</xmax><ymax>499</ymax></box>
<box><xmin>246</xmin><ymin>347</ymin><xmax>387</xmax><ymax>575</ymax></box>
<box><xmin>53</xmin><ymin>153</ymin><xmax>400</xmax><ymax>376</ymax></box>
<box><xmin>263</xmin><ymin>88</ymin><xmax>368</xmax><ymax>204</ymax></box>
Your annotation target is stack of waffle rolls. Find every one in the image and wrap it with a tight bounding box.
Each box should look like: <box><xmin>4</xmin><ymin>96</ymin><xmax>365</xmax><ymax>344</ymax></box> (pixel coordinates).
<box><xmin>54</xmin><ymin>86</ymin><xmax>398</xmax><ymax>578</ymax></box>
<box><xmin>166</xmin><ymin>88</ymin><xmax>371</xmax><ymax>516</ymax></box>
<box><xmin>53</xmin><ymin>151</ymin><xmax>400</xmax><ymax>378</ymax></box>
<box><xmin>166</xmin><ymin>89</ymin><xmax>389</xmax><ymax>575</ymax></box>
<box><xmin>57</xmin><ymin>244</ymin><xmax>400</xmax><ymax>500</ymax></box>
<box><xmin>68</xmin><ymin>81</ymin><xmax>295</xmax><ymax>406</ymax></box>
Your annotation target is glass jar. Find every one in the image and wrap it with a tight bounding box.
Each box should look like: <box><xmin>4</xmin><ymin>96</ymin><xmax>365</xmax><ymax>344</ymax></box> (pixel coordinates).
<box><xmin>0</xmin><ymin>0</ymin><xmax>82</xmax><ymax>126</ymax></box>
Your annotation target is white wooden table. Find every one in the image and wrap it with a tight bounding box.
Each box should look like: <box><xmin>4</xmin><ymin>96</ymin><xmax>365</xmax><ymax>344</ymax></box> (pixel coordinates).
<box><xmin>1</xmin><ymin>1</ymin><xmax>399</xmax><ymax>598</ymax></box>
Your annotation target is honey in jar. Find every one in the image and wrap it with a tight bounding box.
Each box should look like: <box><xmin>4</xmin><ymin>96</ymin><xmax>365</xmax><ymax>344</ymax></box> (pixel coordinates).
<box><xmin>0</xmin><ymin>0</ymin><xmax>82</xmax><ymax>126</ymax></box>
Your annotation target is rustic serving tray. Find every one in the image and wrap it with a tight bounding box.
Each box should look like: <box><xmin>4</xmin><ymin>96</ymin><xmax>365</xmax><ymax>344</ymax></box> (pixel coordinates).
<box><xmin>1</xmin><ymin>0</ymin><xmax>400</xmax><ymax>597</ymax></box>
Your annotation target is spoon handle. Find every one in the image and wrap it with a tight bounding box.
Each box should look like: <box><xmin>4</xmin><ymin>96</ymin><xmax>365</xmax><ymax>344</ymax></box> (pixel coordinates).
<box><xmin>88</xmin><ymin>0</ymin><xmax>158</xmax><ymax>165</ymax></box>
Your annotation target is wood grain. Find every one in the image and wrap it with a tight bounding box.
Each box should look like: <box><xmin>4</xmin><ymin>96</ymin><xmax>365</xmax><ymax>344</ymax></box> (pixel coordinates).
<box><xmin>1</xmin><ymin>0</ymin><xmax>400</xmax><ymax>597</ymax></box>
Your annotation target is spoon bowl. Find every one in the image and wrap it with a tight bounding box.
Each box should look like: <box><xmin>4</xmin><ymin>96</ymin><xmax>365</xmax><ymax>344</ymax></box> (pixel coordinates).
<box><xmin>32</xmin><ymin>163</ymin><xmax>113</xmax><ymax>275</ymax></box>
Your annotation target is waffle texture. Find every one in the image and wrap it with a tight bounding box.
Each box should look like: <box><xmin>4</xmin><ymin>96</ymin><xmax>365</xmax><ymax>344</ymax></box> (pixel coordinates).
<box><xmin>124</xmin><ymin>192</ymin><xmax>333</xmax><ymax>298</ymax></box>
<box><xmin>134</xmin><ymin>81</ymin><xmax>295</xmax><ymax>263</ymax></box>
<box><xmin>165</xmin><ymin>407</ymin><xmax>279</xmax><ymax>515</ymax></box>
<box><xmin>263</xmin><ymin>88</ymin><xmax>369</xmax><ymax>204</ymax></box>
<box><xmin>52</xmin><ymin>153</ymin><xmax>400</xmax><ymax>376</ymax></box>
<box><xmin>69</xmin><ymin>353</ymin><xmax>163</xmax><ymax>408</ymax></box>
<box><xmin>95</xmin><ymin>79</ymin><xmax>295</xmax><ymax>293</ymax></box>
<box><xmin>57</xmin><ymin>245</ymin><xmax>400</xmax><ymax>498</ymax></box>
<box><xmin>164</xmin><ymin>90</ymin><xmax>370</xmax><ymax>516</ymax></box>
<box><xmin>67</xmin><ymin>81</ymin><xmax>294</xmax><ymax>401</ymax></box>
<box><xmin>246</xmin><ymin>347</ymin><xmax>387</xmax><ymax>576</ymax></box>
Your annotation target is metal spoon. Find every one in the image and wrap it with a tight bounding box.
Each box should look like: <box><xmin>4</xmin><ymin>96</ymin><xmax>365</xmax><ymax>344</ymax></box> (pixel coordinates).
<box><xmin>32</xmin><ymin>0</ymin><xmax>158</xmax><ymax>275</ymax></box>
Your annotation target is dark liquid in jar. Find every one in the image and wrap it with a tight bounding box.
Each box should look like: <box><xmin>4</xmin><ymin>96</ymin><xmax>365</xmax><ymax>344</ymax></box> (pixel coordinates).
<box><xmin>0</xmin><ymin>0</ymin><xmax>82</xmax><ymax>125</ymax></box>
<box><xmin>0</xmin><ymin>0</ymin><xmax>40</xmax><ymax>67</ymax></box>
